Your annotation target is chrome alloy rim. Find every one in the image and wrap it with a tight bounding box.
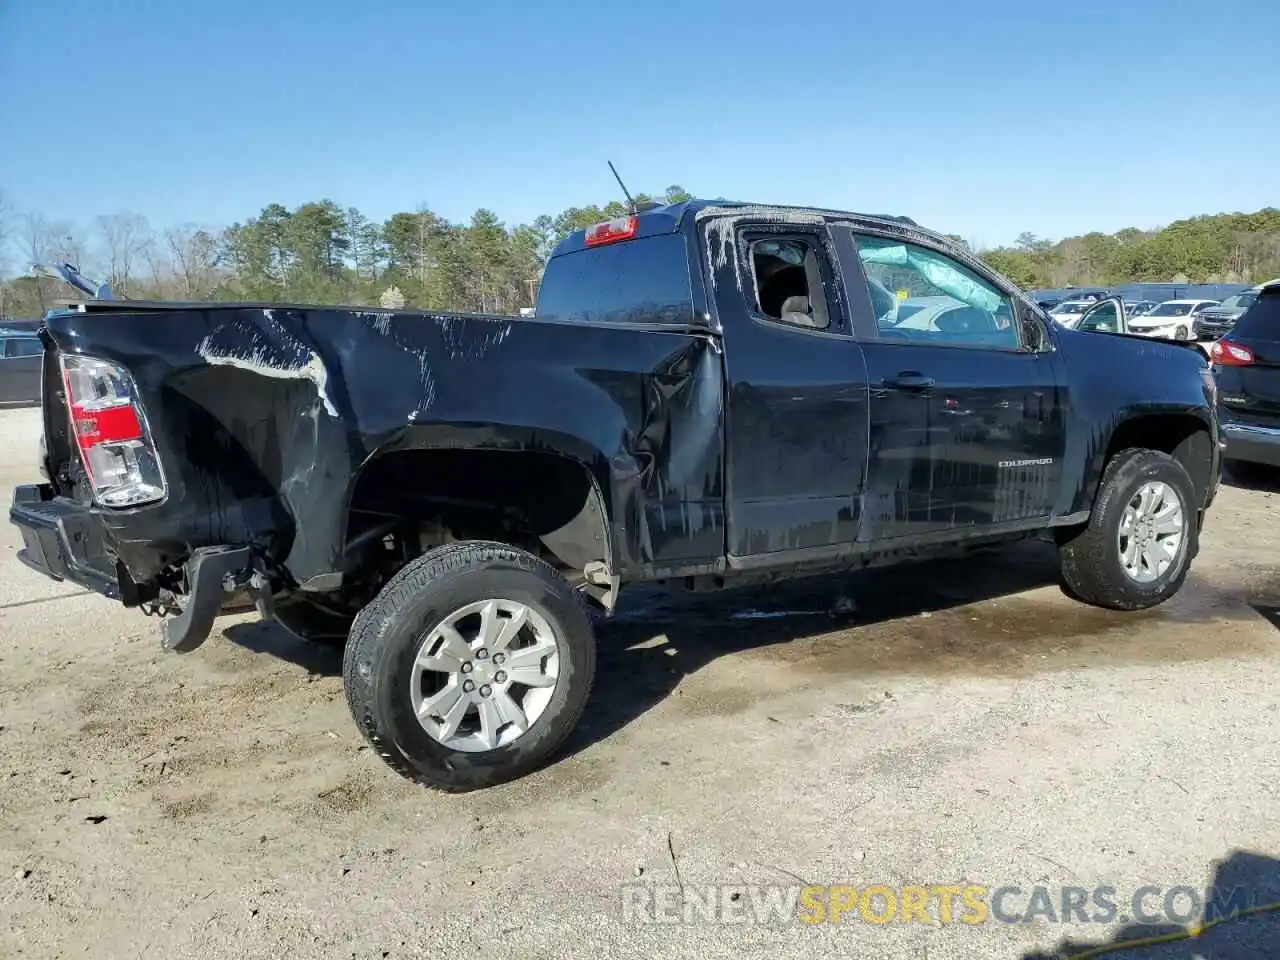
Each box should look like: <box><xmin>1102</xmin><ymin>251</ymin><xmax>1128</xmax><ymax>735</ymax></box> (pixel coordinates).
<box><xmin>409</xmin><ymin>599</ymin><xmax>561</xmax><ymax>752</ymax></box>
<box><xmin>1117</xmin><ymin>481</ymin><xmax>1184</xmax><ymax>584</ymax></box>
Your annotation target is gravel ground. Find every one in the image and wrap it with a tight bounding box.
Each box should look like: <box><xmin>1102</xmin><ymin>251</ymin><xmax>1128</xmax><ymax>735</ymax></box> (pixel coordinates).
<box><xmin>1</xmin><ymin>404</ymin><xmax>1278</xmax><ymax>959</ymax></box>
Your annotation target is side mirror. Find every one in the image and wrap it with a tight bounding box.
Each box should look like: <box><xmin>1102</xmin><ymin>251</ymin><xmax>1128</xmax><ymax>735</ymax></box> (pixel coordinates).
<box><xmin>1022</xmin><ymin>313</ymin><xmax>1049</xmax><ymax>352</ymax></box>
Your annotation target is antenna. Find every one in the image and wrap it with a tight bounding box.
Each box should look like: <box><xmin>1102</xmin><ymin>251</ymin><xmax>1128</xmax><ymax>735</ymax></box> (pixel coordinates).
<box><xmin>607</xmin><ymin>160</ymin><xmax>636</xmax><ymax>214</ymax></box>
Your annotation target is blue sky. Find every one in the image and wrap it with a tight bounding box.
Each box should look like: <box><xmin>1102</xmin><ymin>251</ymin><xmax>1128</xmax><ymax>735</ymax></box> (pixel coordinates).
<box><xmin>1</xmin><ymin>0</ymin><xmax>1276</xmax><ymax>251</ymax></box>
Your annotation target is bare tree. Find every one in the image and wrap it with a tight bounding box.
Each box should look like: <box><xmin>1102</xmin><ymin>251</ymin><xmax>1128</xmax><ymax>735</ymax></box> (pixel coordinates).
<box><xmin>95</xmin><ymin>212</ymin><xmax>151</xmax><ymax>295</ymax></box>
<box><xmin>20</xmin><ymin>213</ymin><xmax>66</xmax><ymax>267</ymax></box>
<box><xmin>17</xmin><ymin>213</ymin><xmax>83</xmax><ymax>308</ymax></box>
<box><xmin>164</xmin><ymin>223</ymin><xmax>220</xmax><ymax>297</ymax></box>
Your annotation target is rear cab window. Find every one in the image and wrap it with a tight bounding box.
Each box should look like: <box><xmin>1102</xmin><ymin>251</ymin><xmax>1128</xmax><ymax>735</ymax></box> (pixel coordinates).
<box><xmin>536</xmin><ymin>233</ymin><xmax>694</xmax><ymax>326</ymax></box>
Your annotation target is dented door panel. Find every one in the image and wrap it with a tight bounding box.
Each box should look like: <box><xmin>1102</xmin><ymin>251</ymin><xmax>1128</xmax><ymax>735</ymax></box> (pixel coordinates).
<box><xmin>857</xmin><ymin>342</ymin><xmax>1067</xmax><ymax>538</ymax></box>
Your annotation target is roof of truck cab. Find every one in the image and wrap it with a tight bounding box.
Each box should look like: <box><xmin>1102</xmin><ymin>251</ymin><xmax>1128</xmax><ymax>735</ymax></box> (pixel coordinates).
<box><xmin>547</xmin><ymin>198</ymin><xmax>934</xmax><ymax>259</ymax></box>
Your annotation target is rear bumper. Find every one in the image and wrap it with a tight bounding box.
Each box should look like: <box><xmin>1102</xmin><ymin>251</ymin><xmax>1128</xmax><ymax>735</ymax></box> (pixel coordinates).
<box><xmin>1220</xmin><ymin>419</ymin><xmax>1280</xmax><ymax>468</ymax></box>
<box><xmin>9</xmin><ymin>482</ymin><xmax>259</xmax><ymax>652</ymax></box>
<box><xmin>9</xmin><ymin>483</ymin><xmax>120</xmax><ymax>598</ymax></box>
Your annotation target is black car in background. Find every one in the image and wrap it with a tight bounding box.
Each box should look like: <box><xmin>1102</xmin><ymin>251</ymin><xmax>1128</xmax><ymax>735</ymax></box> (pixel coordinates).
<box><xmin>0</xmin><ymin>327</ymin><xmax>44</xmax><ymax>406</ymax></box>
<box><xmin>1195</xmin><ymin>289</ymin><xmax>1260</xmax><ymax>341</ymax></box>
<box><xmin>1210</xmin><ymin>283</ymin><xmax>1280</xmax><ymax>470</ymax></box>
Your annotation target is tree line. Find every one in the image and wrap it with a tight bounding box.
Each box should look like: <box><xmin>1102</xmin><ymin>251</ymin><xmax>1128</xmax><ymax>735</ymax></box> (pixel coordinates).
<box><xmin>2</xmin><ymin>186</ymin><xmax>1278</xmax><ymax>319</ymax></box>
<box><xmin>977</xmin><ymin>208</ymin><xmax>1280</xmax><ymax>291</ymax></box>
<box><xmin>0</xmin><ymin>186</ymin><xmax>693</xmax><ymax>319</ymax></box>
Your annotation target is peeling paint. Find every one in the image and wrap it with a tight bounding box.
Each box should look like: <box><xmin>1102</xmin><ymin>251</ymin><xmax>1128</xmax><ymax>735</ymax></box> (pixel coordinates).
<box><xmin>197</xmin><ymin>341</ymin><xmax>338</xmax><ymax>417</ymax></box>
<box><xmin>195</xmin><ymin>313</ymin><xmax>338</xmax><ymax>417</ymax></box>
<box><xmin>696</xmin><ymin>205</ymin><xmax>833</xmax><ymax>295</ymax></box>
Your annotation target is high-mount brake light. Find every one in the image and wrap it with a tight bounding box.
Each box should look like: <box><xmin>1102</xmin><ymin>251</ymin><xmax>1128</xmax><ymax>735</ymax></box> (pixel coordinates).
<box><xmin>59</xmin><ymin>354</ymin><xmax>167</xmax><ymax>507</ymax></box>
<box><xmin>584</xmin><ymin>215</ymin><xmax>639</xmax><ymax>248</ymax></box>
<box><xmin>1207</xmin><ymin>339</ymin><xmax>1254</xmax><ymax>366</ymax></box>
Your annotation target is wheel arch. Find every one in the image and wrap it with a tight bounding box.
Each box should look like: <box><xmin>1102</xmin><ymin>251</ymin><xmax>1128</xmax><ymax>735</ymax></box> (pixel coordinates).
<box><xmin>1088</xmin><ymin>411</ymin><xmax>1215</xmax><ymax>515</ymax></box>
<box><xmin>342</xmin><ymin>425</ymin><xmax>620</xmax><ymax>605</ymax></box>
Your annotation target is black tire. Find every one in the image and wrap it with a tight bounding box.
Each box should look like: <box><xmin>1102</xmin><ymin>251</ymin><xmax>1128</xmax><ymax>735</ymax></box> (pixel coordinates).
<box><xmin>1174</xmin><ymin>325</ymin><xmax>1189</xmax><ymax>341</ymax></box>
<box><xmin>342</xmin><ymin>540</ymin><xmax>596</xmax><ymax>792</ymax></box>
<box><xmin>1058</xmin><ymin>448</ymin><xmax>1197</xmax><ymax>610</ymax></box>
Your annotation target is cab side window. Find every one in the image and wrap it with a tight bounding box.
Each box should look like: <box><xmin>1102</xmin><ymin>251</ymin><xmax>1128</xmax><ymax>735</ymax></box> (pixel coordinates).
<box><xmin>853</xmin><ymin>234</ymin><xmax>1020</xmax><ymax>350</ymax></box>
<box><xmin>746</xmin><ymin>236</ymin><xmax>833</xmax><ymax>331</ymax></box>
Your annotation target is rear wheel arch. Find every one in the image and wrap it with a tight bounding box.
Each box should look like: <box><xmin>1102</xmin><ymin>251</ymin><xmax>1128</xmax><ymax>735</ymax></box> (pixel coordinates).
<box><xmin>342</xmin><ymin>444</ymin><xmax>618</xmax><ymax>594</ymax></box>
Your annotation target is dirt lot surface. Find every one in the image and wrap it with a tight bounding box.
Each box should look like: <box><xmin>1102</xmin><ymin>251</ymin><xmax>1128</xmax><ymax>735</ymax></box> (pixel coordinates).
<box><xmin>2</xmin><ymin>405</ymin><xmax>1279</xmax><ymax>959</ymax></box>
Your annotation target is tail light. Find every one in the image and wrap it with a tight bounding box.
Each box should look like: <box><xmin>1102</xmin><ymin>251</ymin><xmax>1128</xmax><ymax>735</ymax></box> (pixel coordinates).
<box><xmin>1208</xmin><ymin>340</ymin><xmax>1254</xmax><ymax>366</ymax></box>
<box><xmin>584</xmin><ymin>216</ymin><xmax>638</xmax><ymax>247</ymax></box>
<box><xmin>60</xmin><ymin>354</ymin><xmax>167</xmax><ymax>507</ymax></box>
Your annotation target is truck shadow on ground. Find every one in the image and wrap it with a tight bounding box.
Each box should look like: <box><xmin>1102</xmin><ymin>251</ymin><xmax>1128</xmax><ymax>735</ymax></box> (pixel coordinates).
<box><xmin>1221</xmin><ymin>462</ymin><xmax>1280</xmax><ymax>492</ymax></box>
<box><xmin>222</xmin><ymin>538</ymin><xmax>1271</xmax><ymax>760</ymax></box>
<box><xmin>1023</xmin><ymin>849</ymin><xmax>1280</xmax><ymax>959</ymax></box>
<box><xmin>560</xmin><ymin>538</ymin><xmax>1266</xmax><ymax>758</ymax></box>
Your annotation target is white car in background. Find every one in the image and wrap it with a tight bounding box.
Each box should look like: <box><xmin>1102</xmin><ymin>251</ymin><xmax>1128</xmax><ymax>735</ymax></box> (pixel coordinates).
<box><xmin>1046</xmin><ymin>299</ymin><xmax>1099</xmax><ymax>328</ymax></box>
<box><xmin>1127</xmin><ymin>299</ymin><xmax>1220</xmax><ymax>340</ymax></box>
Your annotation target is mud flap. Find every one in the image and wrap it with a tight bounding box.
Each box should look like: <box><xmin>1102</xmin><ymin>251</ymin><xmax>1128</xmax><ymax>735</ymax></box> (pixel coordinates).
<box><xmin>161</xmin><ymin>546</ymin><xmax>254</xmax><ymax>653</ymax></box>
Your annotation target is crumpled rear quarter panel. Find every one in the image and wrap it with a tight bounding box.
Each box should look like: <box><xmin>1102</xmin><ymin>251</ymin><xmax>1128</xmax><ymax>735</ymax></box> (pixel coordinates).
<box><xmin>45</xmin><ymin>306</ymin><xmax>725</xmax><ymax>586</ymax></box>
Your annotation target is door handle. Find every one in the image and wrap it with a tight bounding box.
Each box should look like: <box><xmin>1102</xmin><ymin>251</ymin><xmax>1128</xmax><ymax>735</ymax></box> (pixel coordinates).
<box><xmin>884</xmin><ymin>373</ymin><xmax>936</xmax><ymax>390</ymax></box>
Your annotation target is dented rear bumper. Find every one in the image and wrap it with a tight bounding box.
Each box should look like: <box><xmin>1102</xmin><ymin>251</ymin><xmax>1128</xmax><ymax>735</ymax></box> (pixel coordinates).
<box><xmin>9</xmin><ymin>483</ymin><xmax>262</xmax><ymax>653</ymax></box>
<box><xmin>10</xmin><ymin>483</ymin><xmax>120</xmax><ymax>598</ymax></box>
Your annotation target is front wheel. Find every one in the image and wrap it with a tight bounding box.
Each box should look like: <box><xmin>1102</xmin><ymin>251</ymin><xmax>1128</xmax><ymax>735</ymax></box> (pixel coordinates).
<box><xmin>1174</xmin><ymin>325</ymin><xmax>1190</xmax><ymax>341</ymax></box>
<box><xmin>1058</xmin><ymin>448</ymin><xmax>1197</xmax><ymax>610</ymax></box>
<box><xmin>342</xmin><ymin>540</ymin><xmax>596</xmax><ymax>792</ymax></box>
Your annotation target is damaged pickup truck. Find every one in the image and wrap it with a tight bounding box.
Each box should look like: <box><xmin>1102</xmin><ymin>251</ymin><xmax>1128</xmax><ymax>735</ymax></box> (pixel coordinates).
<box><xmin>10</xmin><ymin>199</ymin><xmax>1220</xmax><ymax>791</ymax></box>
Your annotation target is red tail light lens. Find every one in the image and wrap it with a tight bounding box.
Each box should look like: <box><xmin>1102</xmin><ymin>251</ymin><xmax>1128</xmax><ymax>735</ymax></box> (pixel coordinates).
<box><xmin>1208</xmin><ymin>340</ymin><xmax>1254</xmax><ymax>366</ymax></box>
<box><xmin>584</xmin><ymin>216</ymin><xmax>638</xmax><ymax>247</ymax></box>
<box><xmin>60</xmin><ymin>354</ymin><xmax>167</xmax><ymax>507</ymax></box>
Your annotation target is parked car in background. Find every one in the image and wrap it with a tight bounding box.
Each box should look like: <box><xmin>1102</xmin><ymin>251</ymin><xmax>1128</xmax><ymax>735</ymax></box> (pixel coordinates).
<box><xmin>0</xmin><ymin>327</ymin><xmax>44</xmax><ymax>406</ymax></box>
<box><xmin>1210</xmin><ymin>282</ymin><xmax>1280</xmax><ymax>472</ymax></box>
<box><xmin>1194</xmin><ymin>289</ymin><xmax>1259</xmax><ymax>341</ymax></box>
<box><xmin>1047</xmin><ymin>299</ymin><xmax>1100</xmax><ymax>328</ymax></box>
<box><xmin>1128</xmin><ymin>300</ymin><xmax>1220</xmax><ymax>341</ymax></box>
<box><xmin>1124</xmin><ymin>300</ymin><xmax>1157</xmax><ymax>319</ymax></box>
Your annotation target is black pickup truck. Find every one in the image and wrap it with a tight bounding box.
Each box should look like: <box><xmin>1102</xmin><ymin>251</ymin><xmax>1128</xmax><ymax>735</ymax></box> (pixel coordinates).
<box><xmin>9</xmin><ymin>199</ymin><xmax>1221</xmax><ymax>791</ymax></box>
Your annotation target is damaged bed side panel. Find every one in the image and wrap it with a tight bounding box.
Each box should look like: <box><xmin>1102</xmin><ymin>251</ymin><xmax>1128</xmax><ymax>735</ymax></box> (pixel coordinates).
<box><xmin>43</xmin><ymin>305</ymin><xmax>727</xmax><ymax>587</ymax></box>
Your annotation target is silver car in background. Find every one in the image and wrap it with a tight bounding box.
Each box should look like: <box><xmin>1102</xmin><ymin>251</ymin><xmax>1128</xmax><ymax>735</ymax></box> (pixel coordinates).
<box><xmin>1127</xmin><ymin>299</ymin><xmax>1220</xmax><ymax>340</ymax></box>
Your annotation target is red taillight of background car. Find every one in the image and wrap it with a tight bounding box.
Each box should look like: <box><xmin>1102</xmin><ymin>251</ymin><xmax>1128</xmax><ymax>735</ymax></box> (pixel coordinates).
<box><xmin>1207</xmin><ymin>339</ymin><xmax>1255</xmax><ymax>366</ymax></box>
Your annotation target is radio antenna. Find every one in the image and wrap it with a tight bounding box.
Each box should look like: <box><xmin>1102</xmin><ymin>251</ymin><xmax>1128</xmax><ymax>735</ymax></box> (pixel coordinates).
<box><xmin>607</xmin><ymin>161</ymin><xmax>636</xmax><ymax>214</ymax></box>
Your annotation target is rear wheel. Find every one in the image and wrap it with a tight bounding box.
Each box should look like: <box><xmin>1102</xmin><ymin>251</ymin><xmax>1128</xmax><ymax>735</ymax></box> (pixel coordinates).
<box><xmin>1174</xmin><ymin>324</ymin><xmax>1190</xmax><ymax>340</ymax></box>
<box><xmin>342</xmin><ymin>540</ymin><xmax>596</xmax><ymax>792</ymax></box>
<box><xmin>1058</xmin><ymin>448</ymin><xmax>1196</xmax><ymax>610</ymax></box>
